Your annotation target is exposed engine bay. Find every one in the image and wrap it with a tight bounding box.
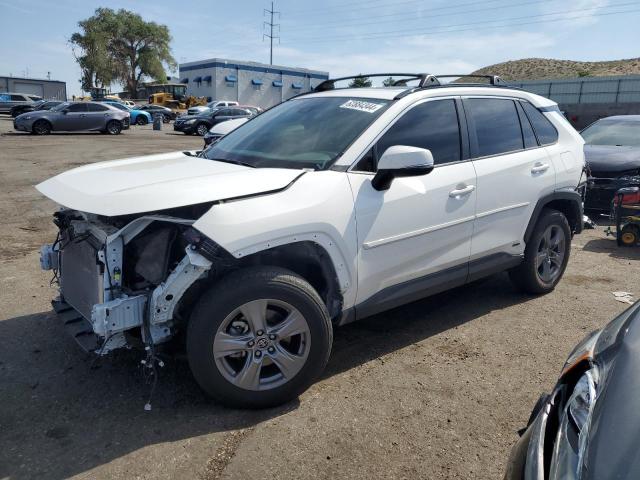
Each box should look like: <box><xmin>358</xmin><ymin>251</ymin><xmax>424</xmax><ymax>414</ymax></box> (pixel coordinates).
<box><xmin>40</xmin><ymin>206</ymin><xmax>226</xmax><ymax>355</ymax></box>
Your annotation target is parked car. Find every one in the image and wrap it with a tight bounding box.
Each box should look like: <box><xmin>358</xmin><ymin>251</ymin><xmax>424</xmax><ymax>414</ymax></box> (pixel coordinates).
<box><xmin>0</xmin><ymin>92</ymin><xmax>42</xmax><ymax>114</ymax></box>
<box><xmin>10</xmin><ymin>100</ymin><xmax>63</xmax><ymax>117</ymax></box>
<box><xmin>36</xmin><ymin>73</ymin><xmax>585</xmax><ymax>408</ymax></box>
<box><xmin>203</xmin><ymin>117</ymin><xmax>249</xmax><ymax>147</ymax></box>
<box><xmin>137</xmin><ymin>104</ymin><xmax>177</xmax><ymax>122</ymax></box>
<box><xmin>505</xmin><ymin>300</ymin><xmax>640</xmax><ymax>480</ymax></box>
<box><xmin>187</xmin><ymin>100</ymin><xmax>239</xmax><ymax>116</ymax></box>
<box><xmin>582</xmin><ymin>115</ymin><xmax>640</xmax><ymax>213</ymax></box>
<box><xmin>174</xmin><ymin>107</ymin><xmax>254</xmax><ymax>136</ymax></box>
<box><xmin>102</xmin><ymin>100</ymin><xmax>152</xmax><ymax>125</ymax></box>
<box><xmin>14</xmin><ymin>101</ymin><xmax>129</xmax><ymax>135</ymax></box>
<box><xmin>238</xmin><ymin>105</ymin><xmax>263</xmax><ymax>115</ymax></box>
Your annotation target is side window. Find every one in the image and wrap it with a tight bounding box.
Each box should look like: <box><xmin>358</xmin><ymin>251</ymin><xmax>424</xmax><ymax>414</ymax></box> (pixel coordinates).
<box><xmin>465</xmin><ymin>98</ymin><xmax>523</xmax><ymax>157</ymax></box>
<box><xmin>10</xmin><ymin>94</ymin><xmax>25</xmax><ymax>101</ymax></box>
<box><xmin>87</xmin><ymin>103</ymin><xmax>108</xmax><ymax>112</ymax></box>
<box><xmin>66</xmin><ymin>103</ymin><xmax>88</xmax><ymax>112</ymax></box>
<box><xmin>520</xmin><ymin>101</ymin><xmax>559</xmax><ymax>145</ymax></box>
<box><xmin>516</xmin><ymin>102</ymin><xmax>538</xmax><ymax>149</ymax></box>
<box><xmin>375</xmin><ymin>99</ymin><xmax>462</xmax><ymax>166</ymax></box>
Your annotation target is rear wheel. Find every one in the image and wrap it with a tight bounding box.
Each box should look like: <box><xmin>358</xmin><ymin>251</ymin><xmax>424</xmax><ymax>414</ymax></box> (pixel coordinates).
<box><xmin>32</xmin><ymin>120</ymin><xmax>51</xmax><ymax>135</ymax></box>
<box><xmin>196</xmin><ymin>123</ymin><xmax>209</xmax><ymax>136</ymax></box>
<box><xmin>620</xmin><ymin>225</ymin><xmax>639</xmax><ymax>246</ymax></box>
<box><xmin>106</xmin><ymin>120</ymin><xmax>122</xmax><ymax>135</ymax></box>
<box><xmin>187</xmin><ymin>267</ymin><xmax>333</xmax><ymax>409</ymax></box>
<box><xmin>162</xmin><ymin>114</ymin><xmax>171</xmax><ymax>123</ymax></box>
<box><xmin>509</xmin><ymin>209</ymin><xmax>571</xmax><ymax>294</ymax></box>
<box><xmin>136</xmin><ymin>115</ymin><xmax>148</xmax><ymax>125</ymax></box>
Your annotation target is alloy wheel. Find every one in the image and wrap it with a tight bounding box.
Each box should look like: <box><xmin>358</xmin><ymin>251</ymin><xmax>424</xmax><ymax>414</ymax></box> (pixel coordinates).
<box><xmin>213</xmin><ymin>299</ymin><xmax>311</xmax><ymax>391</ymax></box>
<box><xmin>197</xmin><ymin>123</ymin><xmax>208</xmax><ymax>136</ymax></box>
<box><xmin>536</xmin><ymin>224</ymin><xmax>566</xmax><ymax>283</ymax></box>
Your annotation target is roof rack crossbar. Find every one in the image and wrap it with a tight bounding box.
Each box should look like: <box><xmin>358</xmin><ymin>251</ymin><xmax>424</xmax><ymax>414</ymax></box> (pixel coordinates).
<box><xmin>313</xmin><ymin>73</ymin><xmax>439</xmax><ymax>92</ymax></box>
<box><xmin>434</xmin><ymin>74</ymin><xmax>503</xmax><ymax>85</ymax></box>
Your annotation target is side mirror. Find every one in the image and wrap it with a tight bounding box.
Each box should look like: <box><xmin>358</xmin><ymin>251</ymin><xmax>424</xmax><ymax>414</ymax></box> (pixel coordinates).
<box><xmin>371</xmin><ymin>146</ymin><xmax>435</xmax><ymax>191</ymax></box>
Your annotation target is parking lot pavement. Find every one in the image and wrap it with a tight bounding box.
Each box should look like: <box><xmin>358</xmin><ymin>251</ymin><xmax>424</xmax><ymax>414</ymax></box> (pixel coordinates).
<box><xmin>1</xmin><ymin>114</ymin><xmax>639</xmax><ymax>480</ymax></box>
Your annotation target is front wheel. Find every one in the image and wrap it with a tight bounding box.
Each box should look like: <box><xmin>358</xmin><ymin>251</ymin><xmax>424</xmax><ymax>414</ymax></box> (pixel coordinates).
<box><xmin>32</xmin><ymin>120</ymin><xmax>51</xmax><ymax>135</ymax></box>
<box><xmin>196</xmin><ymin>123</ymin><xmax>209</xmax><ymax>136</ymax></box>
<box><xmin>106</xmin><ymin>120</ymin><xmax>122</xmax><ymax>135</ymax></box>
<box><xmin>187</xmin><ymin>267</ymin><xmax>333</xmax><ymax>409</ymax></box>
<box><xmin>509</xmin><ymin>209</ymin><xmax>571</xmax><ymax>294</ymax></box>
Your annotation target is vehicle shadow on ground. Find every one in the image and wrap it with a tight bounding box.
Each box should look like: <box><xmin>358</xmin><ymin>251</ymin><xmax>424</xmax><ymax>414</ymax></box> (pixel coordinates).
<box><xmin>582</xmin><ymin>237</ymin><xmax>640</xmax><ymax>260</ymax></box>
<box><xmin>0</xmin><ymin>273</ymin><xmax>527</xmax><ymax>479</ymax></box>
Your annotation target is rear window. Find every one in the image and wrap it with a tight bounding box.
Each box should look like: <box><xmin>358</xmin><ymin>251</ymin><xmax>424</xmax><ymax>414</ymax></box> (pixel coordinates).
<box><xmin>66</xmin><ymin>103</ymin><xmax>88</xmax><ymax>112</ymax></box>
<box><xmin>87</xmin><ymin>103</ymin><xmax>109</xmax><ymax>112</ymax></box>
<box><xmin>521</xmin><ymin>102</ymin><xmax>558</xmax><ymax>145</ymax></box>
<box><xmin>466</xmin><ymin>98</ymin><xmax>523</xmax><ymax>157</ymax></box>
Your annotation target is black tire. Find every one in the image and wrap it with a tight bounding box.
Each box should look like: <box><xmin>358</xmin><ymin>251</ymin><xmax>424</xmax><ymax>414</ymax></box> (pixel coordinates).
<box><xmin>32</xmin><ymin>120</ymin><xmax>51</xmax><ymax>135</ymax></box>
<box><xmin>187</xmin><ymin>266</ymin><xmax>333</xmax><ymax>409</ymax></box>
<box><xmin>196</xmin><ymin>123</ymin><xmax>209</xmax><ymax>136</ymax></box>
<box><xmin>162</xmin><ymin>114</ymin><xmax>170</xmax><ymax>123</ymax></box>
<box><xmin>620</xmin><ymin>225</ymin><xmax>639</xmax><ymax>247</ymax></box>
<box><xmin>136</xmin><ymin>115</ymin><xmax>148</xmax><ymax>125</ymax></box>
<box><xmin>106</xmin><ymin>120</ymin><xmax>122</xmax><ymax>135</ymax></box>
<box><xmin>509</xmin><ymin>208</ymin><xmax>571</xmax><ymax>294</ymax></box>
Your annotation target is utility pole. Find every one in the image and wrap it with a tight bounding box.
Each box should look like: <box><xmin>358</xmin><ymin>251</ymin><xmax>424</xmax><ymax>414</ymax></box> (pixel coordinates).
<box><xmin>263</xmin><ymin>1</ymin><xmax>279</xmax><ymax>65</ymax></box>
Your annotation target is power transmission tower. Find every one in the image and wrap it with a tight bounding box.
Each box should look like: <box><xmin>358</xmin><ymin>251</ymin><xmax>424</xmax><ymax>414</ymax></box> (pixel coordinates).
<box><xmin>263</xmin><ymin>1</ymin><xmax>280</xmax><ymax>65</ymax></box>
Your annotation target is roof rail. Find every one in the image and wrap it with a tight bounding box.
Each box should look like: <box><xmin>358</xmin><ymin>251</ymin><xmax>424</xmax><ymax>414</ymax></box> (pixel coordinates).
<box><xmin>434</xmin><ymin>74</ymin><xmax>503</xmax><ymax>85</ymax></box>
<box><xmin>313</xmin><ymin>73</ymin><xmax>439</xmax><ymax>92</ymax></box>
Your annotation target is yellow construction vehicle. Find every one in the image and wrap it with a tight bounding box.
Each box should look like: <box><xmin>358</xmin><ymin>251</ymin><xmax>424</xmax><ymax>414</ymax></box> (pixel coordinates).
<box><xmin>148</xmin><ymin>92</ymin><xmax>207</xmax><ymax>111</ymax></box>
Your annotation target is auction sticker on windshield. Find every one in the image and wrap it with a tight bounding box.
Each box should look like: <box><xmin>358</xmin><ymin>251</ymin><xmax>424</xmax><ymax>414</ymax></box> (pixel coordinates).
<box><xmin>340</xmin><ymin>100</ymin><xmax>385</xmax><ymax>113</ymax></box>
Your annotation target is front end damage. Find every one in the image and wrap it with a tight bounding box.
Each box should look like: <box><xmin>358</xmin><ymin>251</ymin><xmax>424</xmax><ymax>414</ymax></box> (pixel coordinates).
<box><xmin>41</xmin><ymin>209</ymin><xmax>218</xmax><ymax>355</ymax></box>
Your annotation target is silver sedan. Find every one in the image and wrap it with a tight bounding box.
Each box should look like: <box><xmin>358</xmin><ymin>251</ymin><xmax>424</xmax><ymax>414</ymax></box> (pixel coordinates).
<box><xmin>13</xmin><ymin>101</ymin><xmax>130</xmax><ymax>135</ymax></box>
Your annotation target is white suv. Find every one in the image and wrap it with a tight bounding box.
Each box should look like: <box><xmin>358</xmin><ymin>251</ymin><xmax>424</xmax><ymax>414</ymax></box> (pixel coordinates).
<box><xmin>37</xmin><ymin>74</ymin><xmax>585</xmax><ymax>408</ymax></box>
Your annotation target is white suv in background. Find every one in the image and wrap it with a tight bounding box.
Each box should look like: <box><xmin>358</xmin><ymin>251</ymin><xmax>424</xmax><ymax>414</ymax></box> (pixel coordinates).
<box><xmin>37</xmin><ymin>74</ymin><xmax>585</xmax><ymax>408</ymax></box>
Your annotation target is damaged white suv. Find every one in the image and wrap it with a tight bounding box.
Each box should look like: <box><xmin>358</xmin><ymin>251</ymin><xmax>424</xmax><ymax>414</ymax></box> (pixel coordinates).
<box><xmin>38</xmin><ymin>74</ymin><xmax>585</xmax><ymax>408</ymax></box>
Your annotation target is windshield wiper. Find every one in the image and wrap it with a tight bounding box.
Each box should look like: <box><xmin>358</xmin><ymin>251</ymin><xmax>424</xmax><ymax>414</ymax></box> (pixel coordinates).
<box><xmin>209</xmin><ymin>158</ymin><xmax>257</xmax><ymax>168</ymax></box>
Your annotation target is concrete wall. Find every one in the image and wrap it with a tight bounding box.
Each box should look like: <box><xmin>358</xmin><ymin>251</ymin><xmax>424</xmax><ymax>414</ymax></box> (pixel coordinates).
<box><xmin>0</xmin><ymin>76</ymin><xmax>67</xmax><ymax>100</ymax></box>
<box><xmin>179</xmin><ymin>58</ymin><xmax>328</xmax><ymax>109</ymax></box>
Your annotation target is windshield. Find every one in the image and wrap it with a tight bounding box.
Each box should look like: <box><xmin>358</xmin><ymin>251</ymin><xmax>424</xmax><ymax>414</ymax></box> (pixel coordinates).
<box><xmin>581</xmin><ymin>119</ymin><xmax>640</xmax><ymax>147</ymax></box>
<box><xmin>202</xmin><ymin>97</ymin><xmax>390</xmax><ymax>170</ymax></box>
<box><xmin>51</xmin><ymin>102</ymin><xmax>70</xmax><ymax>111</ymax></box>
<box><xmin>109</xmin><ymin>103</ymin><xmax>129</xmax><ymax>111</ymax></box>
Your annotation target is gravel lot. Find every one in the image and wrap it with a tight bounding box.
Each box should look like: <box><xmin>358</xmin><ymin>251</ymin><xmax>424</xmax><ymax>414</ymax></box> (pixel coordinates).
<box><xmin>1</xmin><ymin>115</ymin><xmax>638</xmax><ymax>480</ymax></box>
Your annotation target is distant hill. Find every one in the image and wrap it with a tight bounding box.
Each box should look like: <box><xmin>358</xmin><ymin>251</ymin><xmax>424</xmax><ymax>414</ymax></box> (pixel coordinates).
<box><xmin>470</xmin><ymin>57</ymin><xmax>640</xmax><ymax>81</ymax></box>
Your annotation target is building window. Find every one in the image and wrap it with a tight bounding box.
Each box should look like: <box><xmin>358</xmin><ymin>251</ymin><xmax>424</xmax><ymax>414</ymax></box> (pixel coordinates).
<box><xmin>203</xmin><ymin>75</ymin><xmax>212</xmax><ymax>85</ymax></box>
<box><xmin>193</xmin><ymin>76</ymin><xmax>202</xmax><ymax>85</ymax></box>
<box><xmin>292</xmin><ymin>82</ymin><xmax>303</xmax><ymax>89</ymax></box>
<box><xmin>272</xmin><ymin>80</ymin><xmax>283</xmax><ymax>87</ymax></box>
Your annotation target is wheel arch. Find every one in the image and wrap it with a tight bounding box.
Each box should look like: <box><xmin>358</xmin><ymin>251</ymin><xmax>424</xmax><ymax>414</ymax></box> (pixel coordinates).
<box><xmin>524</xmin><ymin>190</ymin><xmax>583</xmax><ymax>244</ymax></box>
<box><xmin>32</xmin><ymin>118</ymin><xmax>52</xmax><ymax>133</ymax></box>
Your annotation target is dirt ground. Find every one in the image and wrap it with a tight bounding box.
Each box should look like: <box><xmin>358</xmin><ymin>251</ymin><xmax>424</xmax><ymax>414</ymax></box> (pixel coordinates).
<box><xmin>1</xmin><ymin>115</ymin><xmax>638</xmax><ymax>480</ymax></box>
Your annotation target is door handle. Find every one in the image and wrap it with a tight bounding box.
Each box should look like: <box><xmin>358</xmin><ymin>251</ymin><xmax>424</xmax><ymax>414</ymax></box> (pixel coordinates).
<box><xmin>531</xmin><ymin>162</ymin><xmax>550</xmax><ymax>174</ymax></box>
<box><xmin>449</xmin><ymin>184</ymin><xmax>476</xmax><ymax>198</ymax></box>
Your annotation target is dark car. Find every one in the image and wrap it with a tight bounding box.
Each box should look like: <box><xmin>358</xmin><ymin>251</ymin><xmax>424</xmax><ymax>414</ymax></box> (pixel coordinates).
<box><xmin>137</xmin><ymin>104</ymin><xmax>176</xmax><ymax>122</ymax></box>
<box><xmin>10</xmin><ymin>100</ymin><xmax>63</xmax><ymax>118</ymax></box>
<box><xmin>505</xmin><ymin>301</ymin><xmax>640</xmax><ymax>480</ymax></box>
<box><xmin>582</xmin><ymin>116</ymin><xmax>640</xmax><ymax>213</ymax></box>
<box><xmin>0</xmin><ymin>92</ymin><xmax>42</xmax><ymax>114</ymax></box>
<box><xmin>13</xmin><ymin>101</ymin><xmax>130</xmax><ymax>135</ymax></box>
<box><xmin>173</xmin><ymin>107</ymin><xmax>254</xmax><ymax>136</ymax></box>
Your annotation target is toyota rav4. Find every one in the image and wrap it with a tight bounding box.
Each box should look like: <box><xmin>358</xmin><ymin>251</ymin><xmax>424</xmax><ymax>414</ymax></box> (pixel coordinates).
<box><xmin>37</xmin><ymin>74</ymin><xmax>585</xmax><ymax>408</ymax></box>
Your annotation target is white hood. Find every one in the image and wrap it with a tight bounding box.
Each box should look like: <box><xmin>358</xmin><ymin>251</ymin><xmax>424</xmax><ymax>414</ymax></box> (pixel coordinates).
<box><xmin>36</xmin><ymin>151</ymin><xmax>303</xmax><ymax>216</ymax></box>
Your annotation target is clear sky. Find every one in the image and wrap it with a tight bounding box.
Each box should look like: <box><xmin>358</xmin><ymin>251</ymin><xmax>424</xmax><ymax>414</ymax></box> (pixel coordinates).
<box><xmin>1</xmin><ymin>0</ymin><xmax>639</xmax><ymax>96</ymax></box>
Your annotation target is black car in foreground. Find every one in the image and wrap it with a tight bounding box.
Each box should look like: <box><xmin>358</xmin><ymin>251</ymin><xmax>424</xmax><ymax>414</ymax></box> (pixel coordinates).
<box><xmin>505</xmin><ymin>301</ymin><xmax>640</xmax><ymax>480</ymax></box>
<box><xmin>173</xmin><ymin>107</ymin><xmax>254</xmax><ymax>136</ymax></box>
<box><xmin>10</xmin><ymin>100</ymin><xmax>63</xmax><ymax>117</ymax></box>
<box><xmin>583</xmin><ymin>116</ymin><xmax>640</xmax><ymax>213</ymax></box>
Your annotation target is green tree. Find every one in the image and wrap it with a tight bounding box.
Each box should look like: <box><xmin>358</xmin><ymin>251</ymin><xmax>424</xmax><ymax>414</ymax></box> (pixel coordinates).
<box><xmin>70</xmin><ymin>8</ymin><xmax>176</xmax><ymax>95</ymax></box>
<box><xmin>69</xmin><ymin>12</ymin><xmax>115</xmax><ymax>91</ymax></box>
<box><xmin>382</xmin><ymin>76</ymin><xmax>396</xmax><ymax>87</ymax></box>
<box><xmin>349</xmin><ymin>75</ymin><xmax>372</xmax><ymax>88</ymax></box>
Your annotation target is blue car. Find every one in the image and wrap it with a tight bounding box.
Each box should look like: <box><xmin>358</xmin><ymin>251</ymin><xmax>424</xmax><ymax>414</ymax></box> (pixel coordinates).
<box><xmin>103</xmin><ymin>101</ymin><xmax>153</xmax><ymax>126</ymax></box>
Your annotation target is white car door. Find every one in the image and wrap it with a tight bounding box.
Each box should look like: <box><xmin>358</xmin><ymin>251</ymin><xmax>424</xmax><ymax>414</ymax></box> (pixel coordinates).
<box><xmin>348</xmin><ymin>98</ymin><xmax>477</xmax><ymax>316</ymax></box>
<box><xmin>463</xmin><ymin>97</ymin><xmax>557</xmax><ymax>276</ymax></box>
